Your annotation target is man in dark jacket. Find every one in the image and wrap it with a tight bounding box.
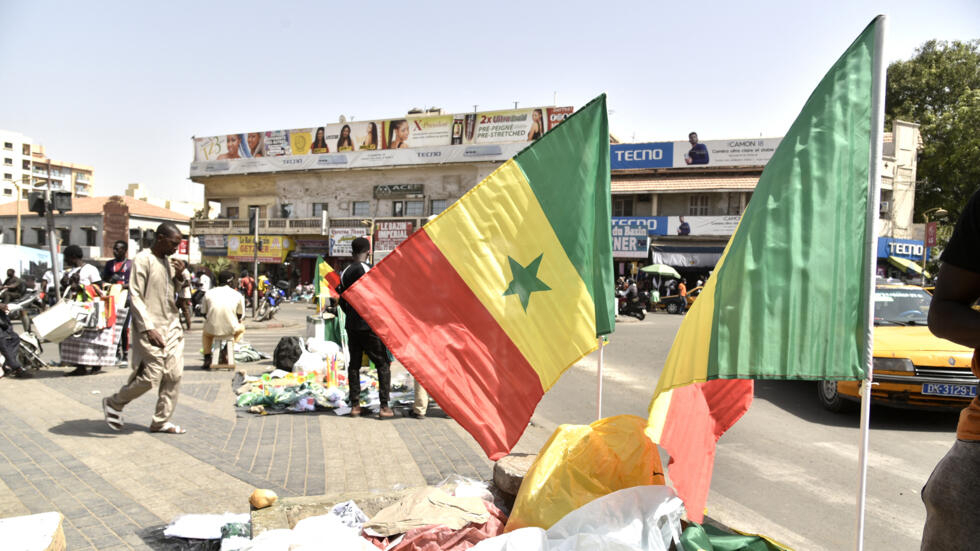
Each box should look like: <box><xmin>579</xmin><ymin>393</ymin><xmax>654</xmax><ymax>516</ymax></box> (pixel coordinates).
<box><xmin>337</xmin><ymin>237</ymin><xmax>393</xmax><ymax>419</ymax></box>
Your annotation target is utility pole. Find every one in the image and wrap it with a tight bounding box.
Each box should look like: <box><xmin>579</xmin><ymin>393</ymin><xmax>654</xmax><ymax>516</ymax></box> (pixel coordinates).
<box><xmin>251</xmin><ymin>207</ymin><xmax>260</xmax><ymax>319</ymax></box>
<box><xmin>45</xmin><ymin>161</ymin><xmax>61</xmax><ymax>300</ymax></box>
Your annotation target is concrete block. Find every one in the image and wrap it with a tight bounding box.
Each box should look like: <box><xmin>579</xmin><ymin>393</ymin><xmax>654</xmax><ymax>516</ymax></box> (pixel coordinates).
<box><xmin>0</xmin><ymin>511</ymin><xmax>66</xmax><ymax>551</ymax></box>
<box><xmin>493</xmin><ymin>453</ymin><xmax>537</xmax><ymax>497</ymax></box>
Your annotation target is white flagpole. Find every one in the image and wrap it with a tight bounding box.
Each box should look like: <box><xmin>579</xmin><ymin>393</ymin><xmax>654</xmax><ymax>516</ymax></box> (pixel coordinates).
<box><xmin>596</xmin><ymin>336</ymin><xmax>604</xmax><ymax>420</ymax></box>
<box><xmin>856</xmin><ymin>14</ymin><xmax>887</xmax><ymax>551</ymax></box>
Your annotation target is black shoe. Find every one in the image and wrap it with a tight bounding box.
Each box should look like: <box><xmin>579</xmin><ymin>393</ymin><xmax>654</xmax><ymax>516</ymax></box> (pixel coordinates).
<box><xmin>65</xmin><ymin>367</ymin><xmax>87</xmax><ymax>377</ymax></box>
<box><xmin>408</xmin><ymin>410</ymin><xmax>425</xmax><ymax>420</ymax></box>
<box><xmin>201</xmin><ymin>354</ymin><xmax>212</xmax><ymax>370</ymax></box>
<box><xmin>11</xmin><ymin>368</ymin><xmax>32</xmax><ymax>378</ymax></box>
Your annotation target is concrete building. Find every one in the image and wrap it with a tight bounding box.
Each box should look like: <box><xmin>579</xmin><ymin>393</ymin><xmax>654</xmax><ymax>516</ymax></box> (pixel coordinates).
<box><xmin>0</xmin><ymin>195</ymin><xmax>191</xmax><ymax>262</ymax></box>
<box><xmin>609</xmin><ymin>121</ymin><xmax>923</xmax><ymax>281</ymax></box>
<box><xmin>0</xmin><ymin>129</ymin><xmax>94</xmax><ymax>200</ymax></box>
<box><xmin>125</xmin><ymin>182</ymin><xmax>209</xmax><ymax>219</ymax></box>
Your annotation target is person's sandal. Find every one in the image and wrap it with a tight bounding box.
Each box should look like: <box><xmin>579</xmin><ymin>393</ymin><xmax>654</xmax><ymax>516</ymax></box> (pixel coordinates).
<box><xmin>150</xmin><ymin>422</ymin><xmax>186</xmax><ymax>434</ymax></box>
<box><xmin>102</xmin><ymin>398</ymin><xmax>123</xmax><ymax>431</ymax></box>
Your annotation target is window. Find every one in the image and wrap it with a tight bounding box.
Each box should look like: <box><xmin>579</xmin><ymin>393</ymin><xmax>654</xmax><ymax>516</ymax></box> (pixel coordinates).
<box><xmin>36</xmin><ymin>229</ymin><xmax>46</xmax><ymax>246</ymax></box>
<box><xmin>21</xmin><ymin>144</ymin><xmax>29</xmax><ymax>155</ymax></box>
<box><xmin>2</xmin><ymin>142</ymin><xmax>11</xmax><ymax>150</ymax></box>
<box><xmin>311</xmin><ymin>203</ymin><xmax>328</xmax><ymax>217</ymax></box>
<box><xmin>225</xmin><ymin>206</ymin><xmax>239</xmax><ymax>219</ymax></box>
<box><xmin>3</xmin><ymin>158</ymin><xmax>10</xmax><ymax>166</ymax></box>
<box><xmin>248</xmin><ymin>205</ymin><xmax>266</xmax><ymax>218</ymax></box>
<box><xmin>3</xmin><ymin>189</ymin><xmax>10</xmax><ymax>196</ymax></box>
<box><xmin>59</xmin><ymin>228</ymin><xmax>70</xmax><ymax>245</ymax></box>
<box><xmin>392</xmin><ymin>201</ymin><xmax>404</xmax><ymax>217</ymax></box>
<box><xmin>727</xmin><ymin>193</ymin><xmax>742</xmax><ymax>215</ymax></box>
<box><xmin>352</xmin><ymin>201</ymin><xmax>370</xmax><ymax>217</ymax></box>
<box><xmin>3</xmin><ymin>173</ymin><xmax>10</xmax><ymax>180</ymax></box>
<box><xmin>613</xmin><ymin>196</ymin><xmax>634</xmax><ymax>217</ymax></box>
<box><xmin>84</xmin><ymin>228</ymin><xmax>97</xmax><ymax>247</ymax></box>
<box><xmin>430</xmin><ymin>199</ymin><xmax>448</xmax><ymax>216</ymax></box>
<box><xmin>22</xmin><ymin>160</ymin><xmax>29</xmax><ymax>170</ymax></box>
<box><xmin>405</xmin><ymin>200</ymin><xmax>424</xmax><ymax>217</ymax></box>
<box><xmin>689</xmin><ymin>194</ymin><xmax>709</xmax><ymax>216</ymax></box>
<box><xmin>280</xmin><ymin>203</ymin><xmax>294</xmax><ymax>218</ymax></box>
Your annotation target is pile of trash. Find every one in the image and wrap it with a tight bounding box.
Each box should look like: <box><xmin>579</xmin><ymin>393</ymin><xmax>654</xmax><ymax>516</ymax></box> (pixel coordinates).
<box><xmin>233</xmin><ymin>337</ymin><xmax>414</xmax><ymax>415</ymax></box>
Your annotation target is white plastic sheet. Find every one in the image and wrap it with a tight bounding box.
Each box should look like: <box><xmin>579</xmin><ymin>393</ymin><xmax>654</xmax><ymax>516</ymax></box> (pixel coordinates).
<box><xmin>241</xmin><ymin>513</ymin><xmax>376</xmax><ymax>550</ymax></box>
<box><xmin>472</xmin><ymin>486</ymin><xmax>684</xmax><ymax>551</ymax></box>
<box><xmin>163</xmin><ymin>513</ymin><xmax>250</xmax><ymax>540</ymax></box>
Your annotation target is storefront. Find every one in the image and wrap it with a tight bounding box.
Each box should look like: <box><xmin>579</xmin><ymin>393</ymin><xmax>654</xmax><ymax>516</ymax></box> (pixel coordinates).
<box><xmin>877</xmin><ymin>237</ymin><xmax>930</xmax><ymax>280</ymax></box>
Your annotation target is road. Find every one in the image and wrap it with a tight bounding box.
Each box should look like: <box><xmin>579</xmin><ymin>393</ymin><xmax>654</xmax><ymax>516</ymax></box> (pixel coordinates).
<box><xmin>514</xmin><ymin>312</ymin><xmax>957</xmax><ymax>550</ymax></box>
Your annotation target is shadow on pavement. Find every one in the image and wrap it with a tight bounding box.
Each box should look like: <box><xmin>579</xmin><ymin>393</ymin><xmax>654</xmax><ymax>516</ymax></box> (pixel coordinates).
<box><xmin>754</xmin><ymin>380</ymin><xmax>960</xmax><ymax>432</ymax></box>
<box><xmin>49</xmin><ymin>418</ymin><xmax>143</xmax><ymax>438</ymax></box>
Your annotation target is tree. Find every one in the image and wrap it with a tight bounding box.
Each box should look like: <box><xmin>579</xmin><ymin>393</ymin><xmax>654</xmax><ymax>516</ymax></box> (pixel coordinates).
<box><xmin>885</xmin><ymin>39</ymin><xmax>980</xmax><ymax>223</ymax></box>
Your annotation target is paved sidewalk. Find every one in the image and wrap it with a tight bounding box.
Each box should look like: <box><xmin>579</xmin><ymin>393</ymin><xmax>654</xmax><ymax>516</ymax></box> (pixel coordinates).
<box><xmin>0</xmin><ymin>303</ymin><xmax>525</xmax><ymax>550</ymax></box>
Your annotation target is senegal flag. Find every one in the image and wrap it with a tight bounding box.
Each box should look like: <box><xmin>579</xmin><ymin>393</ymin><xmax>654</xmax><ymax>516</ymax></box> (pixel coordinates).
<box><xmin>647</xmin><ymin>17</ymin><xmax>881</xmax><ymax>522</ymax></box>
<box><xmin>314</xmin><ymin>256</ymin><xmax>340</xmax><ymax>309</ymax></box>
<box><xmin>344</xmin><ymin>95</ymin><xmax>614</xmax><ymax>459</ymax></box>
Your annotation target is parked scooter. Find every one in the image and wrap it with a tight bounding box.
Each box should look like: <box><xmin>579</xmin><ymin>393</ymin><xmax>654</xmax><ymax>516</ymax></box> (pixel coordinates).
<box><xmin>255</xmin><ymin>281</ymin><xmax>289</xmax><ymax>321</ymax></box>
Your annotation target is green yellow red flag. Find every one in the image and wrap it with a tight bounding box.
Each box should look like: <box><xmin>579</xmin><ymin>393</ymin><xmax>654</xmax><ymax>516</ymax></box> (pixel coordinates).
<box><xmin>647</xmin><ymin>18</ymin><xmax>880</xmax><ymax>522</ymax></box>
<box><xmin>343</xmin><ymin>95</ymin><xmax>614</xmax><ymax>459</ymax></box>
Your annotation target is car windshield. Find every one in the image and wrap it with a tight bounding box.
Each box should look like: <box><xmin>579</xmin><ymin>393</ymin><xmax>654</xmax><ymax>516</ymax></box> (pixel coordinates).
<box><xmin>874</xmin><ymin>287</ymin><xmax>931</xmax><ymax>325</ymax></box>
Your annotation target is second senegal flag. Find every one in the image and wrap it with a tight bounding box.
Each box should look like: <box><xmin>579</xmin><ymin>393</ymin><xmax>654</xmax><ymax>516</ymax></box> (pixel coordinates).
<box><xmin>344</xmin><ymin>95</ymin><xmax>614</xmax><ymax>459</ymax></box>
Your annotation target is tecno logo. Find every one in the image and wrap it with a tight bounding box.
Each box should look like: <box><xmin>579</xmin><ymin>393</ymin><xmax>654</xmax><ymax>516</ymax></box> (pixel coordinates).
<box><xmin>888</xmin><ymin>242</ymin><xmax>923</xmax><ymax>256</ymax></box>
<box><xmin>615</xmin><ymin>149</ymin><xmax>663</xmax><ymax>162</ymax></box>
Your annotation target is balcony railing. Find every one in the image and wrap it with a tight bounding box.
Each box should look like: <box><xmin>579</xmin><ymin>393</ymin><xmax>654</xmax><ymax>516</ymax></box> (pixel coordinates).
<box><xmin>191</xmin><ymin>216</ymin><xmax>424</xmax><ymax>236</ymax></box>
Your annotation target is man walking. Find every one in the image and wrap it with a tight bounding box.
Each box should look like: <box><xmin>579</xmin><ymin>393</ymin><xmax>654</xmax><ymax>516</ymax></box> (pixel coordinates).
<box><xmin>337</xmin><ymin>237</ymin><xmax>393</xmax><ymax>419</ymax></box>
<box><xmin>200</xmin><ymin>271</ymin><xmax>246</xmax><ymax>370</ymax></box>
<box><xmin>103</xmin><ymin>240</ymin><xmax>132</xmax><ymax>363</ymax></box>
<box><xmin>102</xmin><ymin>223</ymin><xmax>188</xmax><ymax>434</ymax></box>
<box><xmin>920</xmin><ymin>190</ymin><xmax>980</xmax><ymax>549</ymax></box>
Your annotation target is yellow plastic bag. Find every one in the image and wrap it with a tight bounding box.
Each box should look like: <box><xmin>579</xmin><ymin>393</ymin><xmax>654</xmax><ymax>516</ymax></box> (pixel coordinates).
<box><xmin>504</xmin><ymin>414</ymin><xmax>665</xmax><ymax>532</ymax></box>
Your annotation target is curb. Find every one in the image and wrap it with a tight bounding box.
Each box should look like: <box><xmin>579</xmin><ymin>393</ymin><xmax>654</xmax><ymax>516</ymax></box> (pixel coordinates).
<box><xmin>244</xmin><ymin>321</ymin><xmax>300</xmax><ymax>330</ymax></box>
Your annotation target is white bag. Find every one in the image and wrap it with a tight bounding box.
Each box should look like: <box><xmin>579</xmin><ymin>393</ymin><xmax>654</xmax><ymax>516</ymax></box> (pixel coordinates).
<box><xmin>31</xmin><ymin>301</ymin><xmax>86</xmax><ymax>343</ymax></box>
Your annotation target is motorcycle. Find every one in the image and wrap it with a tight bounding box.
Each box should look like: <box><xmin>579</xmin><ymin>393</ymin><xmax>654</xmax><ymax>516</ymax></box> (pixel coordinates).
<box><xmin>255</xmin><ymin>281</ymin><xmax>289</xmax><ymax>321</ymax></box>
<box><xmin>0</xmin><ymin>291</ymin><xmax>50</xmax><ymax>372</ymax></box>
<box><xmin>617</xmin><ymin>291</ymin><xmax>648</xmax><ymax>320</ymax></box>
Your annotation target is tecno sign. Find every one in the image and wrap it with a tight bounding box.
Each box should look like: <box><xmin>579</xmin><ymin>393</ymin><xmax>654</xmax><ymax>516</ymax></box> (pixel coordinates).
<box><xmin>888</xmin><ymin>241</ymin><xmax>923</xmax><ymax>257</ymax></box>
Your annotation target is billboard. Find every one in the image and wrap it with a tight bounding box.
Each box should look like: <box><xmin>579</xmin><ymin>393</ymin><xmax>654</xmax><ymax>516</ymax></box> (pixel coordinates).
<box><xmin>329</xmin><ymin>227</ymin><xmax>369</xmax><ymax>257</ymax></box>
<box><xmin>611</xmin><ymin>136</ymin><xmax>781</xmax><ymax>170</ymax></box>
<box><xmin>227</xmin><ymin>235</ymin><xmax>294</xmax><ymax>263</ymax></box>
<box><xmin>612</xmin><ymin>216</ymin><xmax>741</xmax><ymax>237</ymax></box>
<box><xmin>193</xmin><ymin>105</ymin><xmax>573</xmax><ymax>164</ymax></box>
<box><xmin>612</xmin><ymin>224</ymin><xmax>650</xmax><ymax>258</ymax></box>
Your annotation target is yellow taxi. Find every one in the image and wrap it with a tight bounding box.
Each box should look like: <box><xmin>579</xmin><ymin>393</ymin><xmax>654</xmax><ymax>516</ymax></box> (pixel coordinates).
<box><xmin>817</xmin><ymin>283</ymin><xmax>977</xmax><ymax>412</ymax></box>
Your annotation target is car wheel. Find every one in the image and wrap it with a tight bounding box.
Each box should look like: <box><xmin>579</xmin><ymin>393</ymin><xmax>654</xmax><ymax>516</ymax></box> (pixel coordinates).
<box><xmin>816</xmin><ymin>381</ymin><xmax>857</xmax><ymax>413</ymax></box>
<box><xmin>666</xmin><ymin>302</ymin><xmax>680</xmax><ymax>315</ymax></box>
<box><xmin>256</xmin><ymin>302</ymin><xmax>270</xmax><ymax>321</ymax></box>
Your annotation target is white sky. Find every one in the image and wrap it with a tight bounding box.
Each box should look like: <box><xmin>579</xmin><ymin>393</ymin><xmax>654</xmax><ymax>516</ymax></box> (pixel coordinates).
<box><xmin>0</xmin><ymin>1</ymin><xmax>976</xmax><ymax>201</ymax></box>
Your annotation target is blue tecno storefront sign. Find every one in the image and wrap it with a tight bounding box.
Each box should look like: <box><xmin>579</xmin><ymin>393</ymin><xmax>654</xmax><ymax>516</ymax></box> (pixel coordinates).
<box><xmin>877</xmin><ymin>237</ymin><xmax>929</xmax><ymax>261</ymax></box>
<box><xmin>610</xmin><ymin>143</ymin><xmax>674</xmax><ymax>170</ymax></box>
<box><xmin>612</xmin><ymin>216</ymin><xmax>669</xmax><ymax>236</ymax></box>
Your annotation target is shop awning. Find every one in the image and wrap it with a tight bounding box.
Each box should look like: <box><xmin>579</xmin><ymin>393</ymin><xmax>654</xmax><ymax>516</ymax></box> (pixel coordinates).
<box><xmin>651</xmin><ymin>245</ymin><xmax>724</xmax><ymax>268</ymax></box>
<box><xmin>888</xmin><ymin>256</ymin><xmax>931</xmax><ymax>278</ymax></box>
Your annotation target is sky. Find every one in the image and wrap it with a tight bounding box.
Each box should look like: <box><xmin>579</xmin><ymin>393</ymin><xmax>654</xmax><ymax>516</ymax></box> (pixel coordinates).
<box><xmin>0</xmin><ymin>1</ymin><xmax>977</xmax><ymax>203</ymax></box>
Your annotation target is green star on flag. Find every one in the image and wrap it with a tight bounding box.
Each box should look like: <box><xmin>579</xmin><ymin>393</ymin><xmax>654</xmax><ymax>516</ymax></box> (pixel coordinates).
<box><xmin>503</xmin><ymin>254</ymin><xmax>551</xmax><ymax>311</ymax></box>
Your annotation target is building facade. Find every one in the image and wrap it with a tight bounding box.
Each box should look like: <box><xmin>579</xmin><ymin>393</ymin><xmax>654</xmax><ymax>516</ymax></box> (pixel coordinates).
<box><xmin>0</xmin><ymin>129</ymin><xmax>94</xmax><ymax>200</ymax></box>
<box><xmin>0</xmin><ymin>196</ymin><xmax>190</xmax><ymax>261</ymax></box>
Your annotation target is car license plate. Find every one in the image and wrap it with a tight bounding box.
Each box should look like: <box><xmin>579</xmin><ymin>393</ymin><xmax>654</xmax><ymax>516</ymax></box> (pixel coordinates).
<box><xmin>922</xmin><ymin>383</ymin><xmax>978</xmax><ymax>398</ymax></box>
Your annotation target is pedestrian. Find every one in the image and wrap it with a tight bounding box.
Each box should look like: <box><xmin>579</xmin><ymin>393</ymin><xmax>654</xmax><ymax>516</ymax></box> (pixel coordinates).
<box><xmin>200</xmin><ymin>271</ymin><xmax>246</xmax><ymax>370</ymax></box>
<box><xmin>103</xmin><ymin>240</ymin><xmax>132</xmax><ymax>363</ymax></box>
<box><xmin>677</xmin><ymin>279</ymin><xmax>688</xmax><ymax>313</ymax></box>
<box><xmin>239</xmin><ymin>270</ymin><xmax>255</xmax><ymax>307</ymax></box>
<box><xmin>1</xmin><ymin>268</ymin><xmax>25</xmax><ymax>302</ymax></box>
<box><xmin>102</xmin><ymin>223</ymin><xmax>188</xmax><ymax>434</ymax></box>
<box><xmin>337</xmin><ymin>237</ymin><xmax>393</xmax><ymax>419</ymax></box>
<box><xmin>60</xmin><ymin>245</ymin><xmax>107</xmax><ymax>376</ymax></box>
<box><xmin>920</xmin><ymin>190</ymin><xmax>980</xmax><ymax>549</ymax></box>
